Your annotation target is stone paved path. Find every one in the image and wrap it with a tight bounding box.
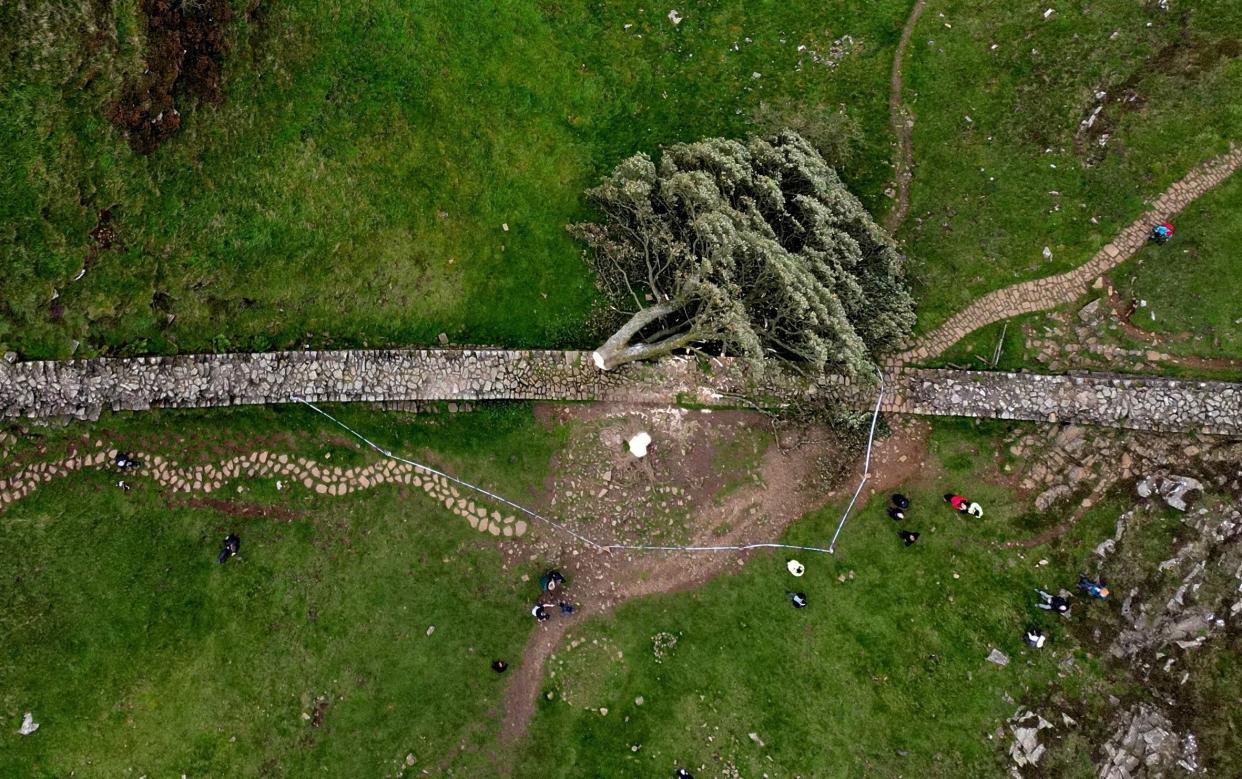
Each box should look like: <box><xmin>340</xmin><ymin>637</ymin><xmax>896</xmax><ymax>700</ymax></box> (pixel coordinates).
<box><xmin>897</xmin><ymin>146</ymin><xmax>1242</xmax><ymax>363</ymax></box>
<box><xmin>0</xmin><ymin>444</ymin><xmax>524</xmax><ymax>535</ymax></box>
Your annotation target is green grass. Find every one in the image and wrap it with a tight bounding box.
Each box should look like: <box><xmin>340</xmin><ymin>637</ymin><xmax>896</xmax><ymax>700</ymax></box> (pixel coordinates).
<box><xmin>900</xmin><ymin>0</ymin><xmax>1242</xmax><ymax>335</ymax></box>
<box><xmin>511</xmin><ymin>418</ymin><xmax>1111</xmax><ymax>777</ymax></box>
<box><xmin>0</xmin><ymin>405</ymin><xmax>562</xmax><ymax>776</ymax></box>
<box><xmin>926</xmin><ymin>313</ymin><xmax>1043</xmax><ymax>372</ymax></box>
<box><xmin>1</xmin><ymin>0</ymin><xmax>909</xmax><ymax>359</ymax></box>
<box><xmin>1108</xmin><ymin>171</ymin><xmax>1242</xmax><ymax>359</ymax></box>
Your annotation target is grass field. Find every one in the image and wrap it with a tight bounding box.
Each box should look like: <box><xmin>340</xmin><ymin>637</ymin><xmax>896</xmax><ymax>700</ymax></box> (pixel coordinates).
<box><xmin>4</xmin><ymin>2</ymin><xmax>1242</xmax><ymax>774</ymax></box>
<box><xmin>5</xmin><ymin>407</ymin><xmax>1235</xmax><ymax>776</ymax></box>
<box><xmin>1109</xmin><ymin>171</ymin><xmax>1242</xmax><ymax>360</ymax></box>
<box><xmin>899</xmin><ymin>0</ymin><xmax>1242</xmax><ymax>334</ymax></box>
<box><xmin>510</xmin><ymin>419</ymin><xmax>1114</xmax><ymax>777</ymax></box>
<box><xmin>1</xmin><ymin>0</ymin><xmax>908</xmax><ymax>360</ymax></box>
<box><xmin>4</xmin><ymin>2</ymin><xmax>1238</xmax><ymax>361</ymax></box>
<box><xmin>0</xmin><ymin>405</ymin><xmax>563</xmax><ymax>776</ymax></box>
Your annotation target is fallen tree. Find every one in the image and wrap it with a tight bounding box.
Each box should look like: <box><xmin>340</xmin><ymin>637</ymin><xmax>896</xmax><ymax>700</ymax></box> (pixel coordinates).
<box><xmin>571</xmin><ymin>131</ymin><xmax>915</xmax><ymax>378</ymax></box>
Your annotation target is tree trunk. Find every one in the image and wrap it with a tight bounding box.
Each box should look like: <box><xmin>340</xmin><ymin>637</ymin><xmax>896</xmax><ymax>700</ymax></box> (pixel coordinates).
<box><xmin>592</xmin><ymin>301</ymin><xmax>692</xmax><ymax>370</ymax></box>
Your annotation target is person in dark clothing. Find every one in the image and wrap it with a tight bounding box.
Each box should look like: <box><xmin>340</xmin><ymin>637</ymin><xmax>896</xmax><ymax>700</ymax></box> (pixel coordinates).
<box><xmin>217</xmin><ymin>533</ymin><xmax>240</xmax><ymax>564</ymax></box>
<box><xmin>891</xmin><ymin>494</ymin><xmax>910</xmax><ymax>510</ymax></box>
<box><xmin>789</xmin><ymin>592</ymin><xmax>808</xmax><ymax>609</ymax></box>
<box><xmin>531</xmin><ymin>605</ymin><xmax>550</xmax><ymax>622</ymax></box>
<box><xmin>675</xmin><ymin>770</ymin><xmax>694</xmax><ymax>779</ymax></box>
<box><xmin>887</xmin><ymin>506</ymin><xmax>905</xmax><ymax>521</ymax></box>
<box><xmin>492</xmin><ymin>660</ymin><xmax>509</xmax><ymax>673</ymax></box>
<box><xmin>558</xmin><ymin>602</ymin><xmax>576</xmax><ymax>615</ymax></box>
<box><xmin>539</xmin><ymin>570</ymin><xmax>566</xmax><ymax>592</ymax></box>
<box><xmin>898</xmin><ymin>530</ymin><xmax>920</xmax><ymax>546</ymax></box>
<box><xmin>115</xmin><ymin>453</ymin><xmax>142</xmax><ymax>470</ymax></box>
<box><xmin>1023</xmin><ymin>627</ymin><xmax>1047</xmax><ymax>648</ymax></box>
<box><xmin>1035</xmin><ymin>589</ymin><xmax>1070</xmax><ymax>614</ymax></box>
<box><xmin>1077</xmin><ymin>574</ymin><xmax>1111</xmax><ymax>599</ymax></box>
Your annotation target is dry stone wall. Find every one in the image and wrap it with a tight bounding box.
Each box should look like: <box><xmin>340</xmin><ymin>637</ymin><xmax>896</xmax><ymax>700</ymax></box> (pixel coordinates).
<box><xmin>0</xmin><ymin>349</ymin><xmax>754</xmax><ymax>421</ymax></box>
<box><xmin>873</xmin><ymin>369</ymin><xmax>1242</xmax><ymax>436</ymax></box>
<box><xmin>4</xmin><ymin>349</ymin><xmax>1242</xmax><ymax>436</ymax></box>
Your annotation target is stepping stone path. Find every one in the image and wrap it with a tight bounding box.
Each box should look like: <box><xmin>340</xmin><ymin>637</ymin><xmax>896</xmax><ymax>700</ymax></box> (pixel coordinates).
<box><xmin>897</xmin><ymin>145</ymin><xmax>1242</xmax><ymax>363</ymax></box>
<box><xmin>0</xmin><ymin>443</ymin><xmax>525</xmax><ymax>537</ymax></box>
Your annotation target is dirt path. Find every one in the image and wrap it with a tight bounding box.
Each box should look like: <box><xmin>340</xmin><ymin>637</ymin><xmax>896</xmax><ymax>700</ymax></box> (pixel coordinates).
<box><xmin>898</xmin><ymin>145</ymin><xmax>1242</xmax><ymax>363</ymax></box>
<box><xmin>884</xmin><ymin>0</ymin><xmax>928</xmax><ymax>234</ymax></box>
<box><xmin>1099</xmin><ymin>275</ymin><xmax>1242</xmax><ymax>372</ymax></box>
<box><xmin>494</xmin><ymin>413</ymin><xmax>932</xmax><ymax>762</ymax></box>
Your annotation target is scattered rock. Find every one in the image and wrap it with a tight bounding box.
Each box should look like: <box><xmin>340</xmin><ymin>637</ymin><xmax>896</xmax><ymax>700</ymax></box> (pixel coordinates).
<box><xmin>986</xmin><ymin>648</ymin><xmax>1010</xmax><ymax>666</ymax></box>
<box><xmin>18</xmin><ymin>712</ymin><xmax>38</xmax><ymax>736</ymax></box>
<box><xmin>1136</xmin><ymin>473</ymin><xmax>1203</xmax><ymax>511</ymax></box>
<box><xmin>667</xmin><ymin>9</ymin><xmax>682</xmax><ymax>24</ymax></box>
<box><xmin>1098</xmin><ymin>704</ymin><xmax>1197</xmax><ymax>778</ymax></box>
<box><xmin>748</xmin><ymin>732</ymin><xmax>765</xmax><ymax>747</ymax></box>
<box><xmin>1077</xmin><ymin>298</ymin><xmax>1102</xmax><ymax>322</ymax></box>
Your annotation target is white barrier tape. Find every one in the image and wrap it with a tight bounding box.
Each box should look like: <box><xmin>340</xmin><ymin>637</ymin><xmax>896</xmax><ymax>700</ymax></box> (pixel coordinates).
<box><xmin>291</xmin><ymin>387</ymin><xmax>884</xmax><ymax>556</ymax></box>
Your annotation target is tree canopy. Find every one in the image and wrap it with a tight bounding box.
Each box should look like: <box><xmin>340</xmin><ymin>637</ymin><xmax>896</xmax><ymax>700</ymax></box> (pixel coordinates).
<box><xmin>571</xmin><ymin>131</ymin><xmax>916</xmax><ymax>378</ymax></box>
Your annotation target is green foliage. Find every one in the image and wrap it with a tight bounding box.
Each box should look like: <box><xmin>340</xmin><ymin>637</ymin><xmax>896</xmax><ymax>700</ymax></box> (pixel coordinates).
<box><xmin>573</xmin><ymin>131</ymin><xmax>916</xmax><ymax>377</ymax></box>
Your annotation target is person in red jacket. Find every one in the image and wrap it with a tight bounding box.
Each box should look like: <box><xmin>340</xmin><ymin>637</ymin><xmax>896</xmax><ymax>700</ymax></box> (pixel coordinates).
<box><xmin>944</xmin><ymin>493</ymin><xmax>968</xmax><ymax>511</ymax></box>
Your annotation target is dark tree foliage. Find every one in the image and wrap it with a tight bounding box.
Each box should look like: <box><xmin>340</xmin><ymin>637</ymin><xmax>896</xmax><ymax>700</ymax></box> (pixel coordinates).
<box><xmin>571</xmin><ymin>131</ymin><xmax>915</xmax><ymax>378</ymax></box>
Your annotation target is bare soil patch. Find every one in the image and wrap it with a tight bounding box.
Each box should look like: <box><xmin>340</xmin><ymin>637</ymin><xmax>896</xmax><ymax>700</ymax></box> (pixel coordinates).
<box><xmin>1074</xmin><ymin>22</ymin><xmax>1240</xmax><ymax>163</ymax></box>
<box><xmin>493</xmin><ymin>406</ymin><xmax>933</xmax><ymax>762</ymax></box>
<box><xmin>109</xmin><ymin>0</ymin><xmax>233</xmax><ymax>154</ymax></box>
